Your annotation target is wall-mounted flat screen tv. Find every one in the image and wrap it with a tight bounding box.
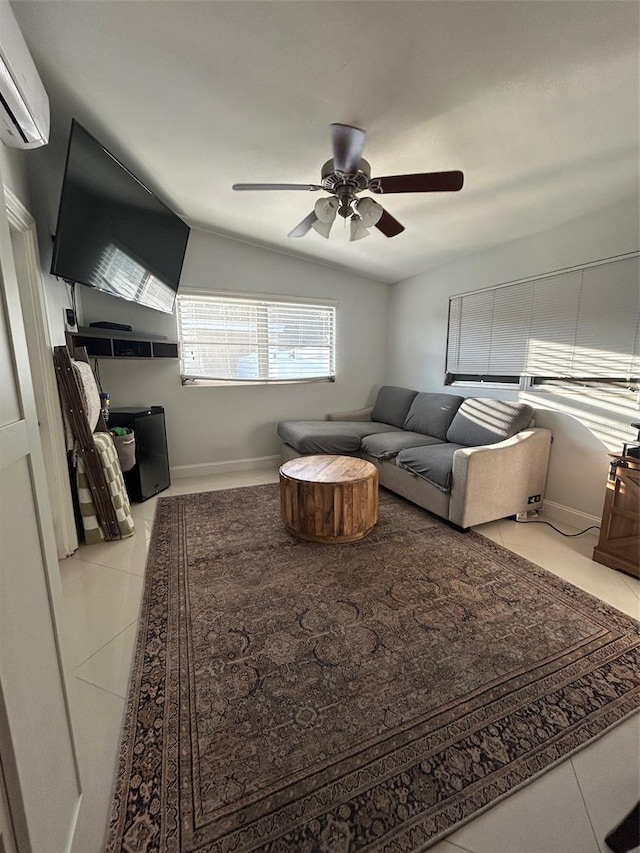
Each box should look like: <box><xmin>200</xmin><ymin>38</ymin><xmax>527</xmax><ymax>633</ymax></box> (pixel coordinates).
<box><xmin>51</xmin><ymin>119</ymin><xmax>190</xmax><ymax>314</ymax></box>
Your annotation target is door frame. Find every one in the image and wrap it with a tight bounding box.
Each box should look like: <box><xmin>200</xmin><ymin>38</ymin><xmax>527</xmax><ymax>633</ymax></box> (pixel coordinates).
<box><xmin>4</xmin><ymin>186</ymin><xmax>77</xmax><ymax>558</ymax></box>
<box><xmin>0</xmin><ymin>175</ymin><xmax>81</xmax><ymax>851</ymax></box>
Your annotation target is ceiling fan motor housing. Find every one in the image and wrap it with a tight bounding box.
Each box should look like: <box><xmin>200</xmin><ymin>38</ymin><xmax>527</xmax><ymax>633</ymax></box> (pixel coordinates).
<box><xmin>321</xmin><ymin>158</ymin><xmax>371</xmax><ymax>217</ymax></box>
<box><xmin>321</xmin><ymin>158</ymin><xmax>370</xmax><ymax>190</ymax></box>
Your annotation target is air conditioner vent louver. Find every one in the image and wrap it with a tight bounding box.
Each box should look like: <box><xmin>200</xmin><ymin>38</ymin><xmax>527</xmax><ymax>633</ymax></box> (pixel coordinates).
<box><xmin>0</xmin><ymin>0</ymin><xmax>50</xmax><ymax>149</ymax></box>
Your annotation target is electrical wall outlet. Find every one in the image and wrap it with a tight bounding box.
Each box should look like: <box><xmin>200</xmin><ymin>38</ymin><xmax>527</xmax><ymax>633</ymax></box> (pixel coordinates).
<box><xmin>528</xmin><ymin>494</ymin><xmax>541</xmax><ymax>504</ymax></box>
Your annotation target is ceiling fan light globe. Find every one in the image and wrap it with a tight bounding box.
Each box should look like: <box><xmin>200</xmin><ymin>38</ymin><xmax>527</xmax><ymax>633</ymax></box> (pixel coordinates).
<box><xmin>312</xmin><ymin>218</ymin><xmax>334</xmax><ymax>239</ymax></box>
<box><xmin>350</xmin><ymin>215</ymin><xmax>370</xmax><ymax>242</ymax></box>
<box><xmin>314</xmin><ymin>196</ymin><xmax>339</xmax><ymax>223</ymax></box>
<box><xmin>356</xmin><ymin>197</ymin><xmax>383</xmax><ymax>227</ymax></box>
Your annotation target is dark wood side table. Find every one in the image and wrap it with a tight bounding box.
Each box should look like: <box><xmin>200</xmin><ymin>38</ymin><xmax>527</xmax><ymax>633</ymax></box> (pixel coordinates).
<box><xmin>593</xmin><ymin>455</ymin><xmax>639</xmax><ymax>578</ymax></box>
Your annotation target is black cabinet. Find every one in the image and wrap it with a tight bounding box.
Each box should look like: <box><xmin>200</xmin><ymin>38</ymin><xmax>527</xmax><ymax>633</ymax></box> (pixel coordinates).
<box><xmin>109</xmin><ymin>406</ymin><xmax>170</xmax><ymax>502</ymax></box>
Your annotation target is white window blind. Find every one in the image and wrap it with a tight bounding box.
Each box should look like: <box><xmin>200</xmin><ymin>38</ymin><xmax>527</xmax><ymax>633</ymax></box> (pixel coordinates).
<box><xmin>446</xmin><ymin>255</ymin><xmax>640</xmax><ymax>381</ymax></box>
<box><xmin>177</xmin><ymin>293</ymin><xmax>336</xmax><ymax>382</ymax></box>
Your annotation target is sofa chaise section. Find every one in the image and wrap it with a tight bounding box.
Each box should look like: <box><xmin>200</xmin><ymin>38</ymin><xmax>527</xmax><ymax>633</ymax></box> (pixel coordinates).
<box><xmin>277</xmin><ymin>384</ymin><xmax>420</xmax><ymax>456</ymax></box>
<box><xmin>277</xmin><ymin>419</ymin><xmax>403</xmax><ymax>456</ymax></box>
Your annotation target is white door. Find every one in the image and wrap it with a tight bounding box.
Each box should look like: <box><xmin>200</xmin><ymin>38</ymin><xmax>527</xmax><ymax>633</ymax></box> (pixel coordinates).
<box><xmin>0</xmin><ymin>172</ymin><xmax>81</xmax><ymax>850</ymax></box>
<box><xmin>0</xmin><ymin>758</ymin><xmax>18</xmax><ymax>853</ymax></box>
<box><xmin>7</xmin><ymin>190</ymin><xmax>78</xmax><ymax>560</ymax></box>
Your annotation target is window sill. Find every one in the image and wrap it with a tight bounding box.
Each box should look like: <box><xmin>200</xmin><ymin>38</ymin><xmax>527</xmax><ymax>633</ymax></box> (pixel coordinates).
<box><xmin>527</xmin><ymin>385</ymin><xmax>638</xmax><ymax>398</ymax></box>
<box><xmin>447</xmin><ymin>379</ymin><xmax>637</xmax><ymax>398</ymax></box>
<box><xmin>448</xmin><ymin>381</ymin><xmax>520</xmax><ymax>390</ymax></box>
<box><xmin>181</xmin><ymin>377</ymin><xmax>336</xmax><ymax>388</ymax></box>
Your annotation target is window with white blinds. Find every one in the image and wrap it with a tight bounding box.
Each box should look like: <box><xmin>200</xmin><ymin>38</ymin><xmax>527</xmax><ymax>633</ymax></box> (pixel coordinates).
<box><xmin>177</xmin><ymin>293</ymin><xmax>336</xmax><ymax>383</ymax></box>
<box><xmin>446</xmin><ymin>255</ymin><xmax>639</xmax><ymax>386</ymax></box>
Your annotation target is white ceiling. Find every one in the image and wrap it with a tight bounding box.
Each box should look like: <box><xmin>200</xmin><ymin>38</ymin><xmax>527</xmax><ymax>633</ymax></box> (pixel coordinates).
<box><xmin>12</xmin><ymin>1</ymin><xmax>640</xmax><ymax>284</ymax></box>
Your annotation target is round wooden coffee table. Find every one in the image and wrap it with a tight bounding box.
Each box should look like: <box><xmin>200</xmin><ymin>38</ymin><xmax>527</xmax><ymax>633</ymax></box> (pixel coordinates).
<box><xmin>279</xmin><ymin>455</ymin><xmax>379</xmax><ymax>543</ymax></box>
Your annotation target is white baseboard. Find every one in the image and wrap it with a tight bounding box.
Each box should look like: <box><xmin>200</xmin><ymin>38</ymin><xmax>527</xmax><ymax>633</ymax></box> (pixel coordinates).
<box><xmin>170</xmin><ymin>455</ymin><xmax>280</xmax><ymax>480</ymax></box>
<box><xmin>539</xmin><ymin>500</ymin><xmax>601</xmax><ymax>531</ymax></box>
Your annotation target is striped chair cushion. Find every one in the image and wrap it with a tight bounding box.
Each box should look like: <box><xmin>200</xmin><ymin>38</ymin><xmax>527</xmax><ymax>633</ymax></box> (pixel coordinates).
<box><xmin>77</xmin><ymin>432</ymin><xmax>135</xmax><ymax>544</ymax></box>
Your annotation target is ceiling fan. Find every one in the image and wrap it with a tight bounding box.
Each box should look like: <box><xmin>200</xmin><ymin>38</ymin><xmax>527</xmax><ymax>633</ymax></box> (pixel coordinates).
<box><xmin>232</xmin><ymin>123</ymin><xmax>464</xmax><ymax>241</ymax></box>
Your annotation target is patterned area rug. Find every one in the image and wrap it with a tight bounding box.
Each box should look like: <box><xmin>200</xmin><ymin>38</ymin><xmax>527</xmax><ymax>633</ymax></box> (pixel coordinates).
<box><xmin>106</xmin><ymin>485</ymin><xmax>639</xmax><ymax>852</ymax></box>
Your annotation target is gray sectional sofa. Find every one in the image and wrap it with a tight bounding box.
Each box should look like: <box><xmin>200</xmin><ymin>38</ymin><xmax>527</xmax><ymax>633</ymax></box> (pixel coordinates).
<box><xmin>277</xmin><ymin>386</ymin><xmax>552</xmax><ymax>529</ymax></box>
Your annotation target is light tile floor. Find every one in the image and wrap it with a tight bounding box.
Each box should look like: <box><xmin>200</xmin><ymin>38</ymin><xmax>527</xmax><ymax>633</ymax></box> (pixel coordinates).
<box><xmin>58</xmin><ymin>469</ymin><xmax>640</xmax><ymax>853</ymax></box>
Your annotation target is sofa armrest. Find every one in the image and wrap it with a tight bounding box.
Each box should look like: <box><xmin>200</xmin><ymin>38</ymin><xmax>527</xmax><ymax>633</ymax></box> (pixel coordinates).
<box><xmin>326</xmin><ymin>406</ymin><xmax>373</xmax><ymax>422</ymax></box>
<box><xmin>449</xmin><ymin>428</ymin><xmax>552</xmax><ymax>528</ymax></box>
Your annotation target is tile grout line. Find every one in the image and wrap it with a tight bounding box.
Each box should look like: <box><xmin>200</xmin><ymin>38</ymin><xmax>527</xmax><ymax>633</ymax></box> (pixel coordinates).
<box><xmin>71</xmin><ymin>537</ymin><xmax>139</xmax><ymax>563</ymax></box>
<box><xmin>75</xmin><ymin>675</ymin><xmax>127</xmax><ymax>702</ymax></box>
<box><xmin>91</xmin><ymin>543</ymin><xmax>143</xmax><ymax>566</ymax></box>
<box><xmin>62</xmin><ymin>549</ymin><xmax>141</xmax><ymax>582</ymax></box>
<box><xmin>74</xmin><ymin>618</ymin><xmax>139</xmax><ymax>670</ymax></box>
<box><xmin>71</xmin><ymin>555</ymin><xmax>148</xmax><ymax>581</ymax></box>
<box><xmin>60</xmin><ymin>561</ymin><xmax>104</xmax><ymax>591</ymax></box>
<box><xmin>93</xmin><ymin>558</ymin><xmax>149</xmax><ymax>579</ymax></box>
<box><xmin>78</xmin><ymin>539</ymin><xmax>145</xmax><ymax>566</ymax></box>
<box><xmin>446</xmin><ymin>840</ymin><xmax>478</xmax><ymax>853</ymax></box>
<box><xmin>618</xmin><ymin>574</ymin><xmax>640</xmax><ymax>602</ymax></box>
<box><xmin>570</xmin><ymin>757</ymin><xmax>603</xmax><ymax>853</ymax></box>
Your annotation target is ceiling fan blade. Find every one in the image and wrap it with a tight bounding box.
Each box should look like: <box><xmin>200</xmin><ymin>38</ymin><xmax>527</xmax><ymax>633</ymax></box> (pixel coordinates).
<box><xmin>331</xmin><ymin>123</ymin><xmax>366</xmax><ymax>174</ymax></box>
<box><xmin>287</xmin><ymin>211</ymin><xmax>317</xmax><ymax>238</ymax></box>
<box><xmin>369</xmin><ymin>171</ymin><xmax>464</xmax><ymax>194</ymax></box>
<box><xmin>233</xmin><ymin>183</ymin><xmax>322</xmax><ymax>191</ymax></box>
<box><xmin>374</xmin><ymin>207</ymin><xmax>405</xmax><ymax>238</ymax></box>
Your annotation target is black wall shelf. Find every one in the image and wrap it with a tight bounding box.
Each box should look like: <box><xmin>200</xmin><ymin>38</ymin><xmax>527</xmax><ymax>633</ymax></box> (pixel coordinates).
<box><xmin>66</xmin><ymin>328</ymin><xmax>179</xmax><ymax>360</ymax></box>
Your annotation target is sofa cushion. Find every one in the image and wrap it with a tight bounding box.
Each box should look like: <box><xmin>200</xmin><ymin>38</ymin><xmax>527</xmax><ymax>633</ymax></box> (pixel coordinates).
<box><xmin>396</xmin><ymin>443</ymin><xmax>466</xmax><ymax>493</ymax></box>
<box><xmin>403</xmin><ymin>392</ymin><xmax>465</xmax><ymax>440</ymax></box>
<box><xmin>371</xmin><ymin>385</ymin><xmax>418</xmax><ymax>428</ymax></box>
<box><xmin>277</xmin><ymin>420</ymin><xmax>402</xmax><ymax>455</ymax></box>
<box><xmin>361</xmin><ymin>432</ymin><xmax>444</xmax><ymax>460</ymax></box>
<box><xmin>446</xmin><ymin>398</ymin><xmax>534</xmax><ymax>447</ymax></box>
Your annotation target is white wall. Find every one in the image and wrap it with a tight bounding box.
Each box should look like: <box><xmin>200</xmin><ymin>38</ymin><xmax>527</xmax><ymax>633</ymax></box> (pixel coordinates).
<box><xmin>0</xmin><ymin>144</ymin><xmax>30</xmax><ymax>204</ymax></box>
<box><xmin>387</xmin><ymin>197</ymin><xmax>640</xmax><ymax>524</ymax></box>
<box><xmin>80</xmin><ymin>228</ymin><xmax>389</xmax><ymax>470</ymax></box>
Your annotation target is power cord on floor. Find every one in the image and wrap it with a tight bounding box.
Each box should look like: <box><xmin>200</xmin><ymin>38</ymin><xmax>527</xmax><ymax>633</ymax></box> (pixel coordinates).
<box><xmin>515</xmin><ymin>517</ymin><xmax>600</xmax><ymax>537</ymax></box>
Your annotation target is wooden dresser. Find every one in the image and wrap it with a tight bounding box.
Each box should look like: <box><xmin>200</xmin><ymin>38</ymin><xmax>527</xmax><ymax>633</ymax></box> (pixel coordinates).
<box><xmin>593</xmin><ymin>455</ymin><xmax>640</xmax><ymax>578</ymax></box>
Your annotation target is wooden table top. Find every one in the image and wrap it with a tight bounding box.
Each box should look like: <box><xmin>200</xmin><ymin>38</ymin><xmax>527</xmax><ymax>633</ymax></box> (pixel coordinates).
<box><xmin>280</xmin><ymin>455</ymin><xmax>378</xmax><ymax>484</ymax></box>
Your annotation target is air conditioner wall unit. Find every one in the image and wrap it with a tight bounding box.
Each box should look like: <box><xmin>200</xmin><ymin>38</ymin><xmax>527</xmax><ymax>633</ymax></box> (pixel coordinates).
<box><xmin>0</xmin><ymin>0</ymin><xmax>49</xmax><ymax>149</ymax></box>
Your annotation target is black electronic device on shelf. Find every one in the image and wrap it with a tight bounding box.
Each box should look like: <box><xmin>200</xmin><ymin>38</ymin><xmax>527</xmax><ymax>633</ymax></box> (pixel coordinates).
<box><xmin>90</xmin><ymin>321</ymin><xmax>133</xmax><ymax>332</ymax></box>
<box><xmin>109</xmin><ymin>406</ymin><xmax>170</xmax><ymax>502</ymax></box>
